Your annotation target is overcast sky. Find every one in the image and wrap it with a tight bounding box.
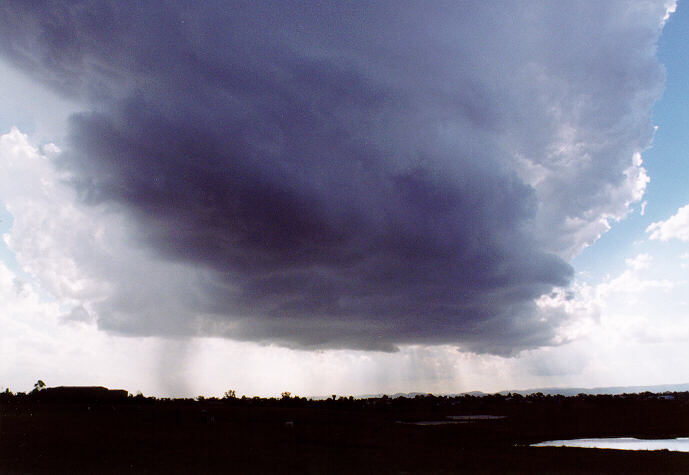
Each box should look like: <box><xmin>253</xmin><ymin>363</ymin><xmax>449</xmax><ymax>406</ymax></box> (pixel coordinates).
<box><xmin>2</xmin><ymin>0</ymin><xmax>689</xmax><ymax>397</ymax></box>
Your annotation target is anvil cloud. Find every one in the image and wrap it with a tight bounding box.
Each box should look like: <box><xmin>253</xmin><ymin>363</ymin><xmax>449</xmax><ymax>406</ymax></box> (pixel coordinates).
<box><xmin>0</xmin><ymin>1</ymin><xmax>668</xmax><ymax>353</ymax></box>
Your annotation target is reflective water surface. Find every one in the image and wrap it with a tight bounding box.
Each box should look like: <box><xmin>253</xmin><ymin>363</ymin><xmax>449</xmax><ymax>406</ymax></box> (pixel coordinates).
<box><xmin>531</xmin><ymin>437</ymin><xmax>689</xmax><ymax>452</ymax></box>
<box><xmin>397</xmin><ymin>415</ymin><xmax>506</xmax><ymax>425</ymax></box>
<box><xmin>447</xmin><ymin>415</ymin><xmax>506</xmax><ymax>421</ymax></box>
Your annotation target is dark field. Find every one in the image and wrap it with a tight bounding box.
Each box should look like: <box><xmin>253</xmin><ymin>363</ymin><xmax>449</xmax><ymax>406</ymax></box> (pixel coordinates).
<box><xmin>2</xmin><ymin>390</ymin><xmax>689</xmax><ymax>473</ymax></box>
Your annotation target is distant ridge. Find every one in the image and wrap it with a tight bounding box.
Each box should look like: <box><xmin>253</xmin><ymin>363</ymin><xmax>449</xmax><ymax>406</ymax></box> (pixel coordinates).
<box><xmin>338</xmin><ymin>383</ymin><xmax>689</xmax><ymax>400</ymax></box>
<box><xmin>497</xmin><ymin>382</ymin><xmax>689</xmax><ymax>397</ymax></box>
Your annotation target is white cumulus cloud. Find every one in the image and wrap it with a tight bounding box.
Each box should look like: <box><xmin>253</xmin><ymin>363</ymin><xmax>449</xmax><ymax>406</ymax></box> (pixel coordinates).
<box><xmin>647</xmin><ymin>203</ymin><xmax>689</xmax><ymax>241</ymax></box>
<box><xmin>625</xmin><ymin>253</ymin><xmax>653</xmax><ymax>270</ymax></box>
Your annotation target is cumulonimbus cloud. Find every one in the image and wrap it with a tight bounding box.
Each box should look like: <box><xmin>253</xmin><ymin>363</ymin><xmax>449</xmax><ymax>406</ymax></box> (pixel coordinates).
<box><xmin>0</xmin><ymin>1</ymin><xmax>670</xmax><ymax>354</ymax></box>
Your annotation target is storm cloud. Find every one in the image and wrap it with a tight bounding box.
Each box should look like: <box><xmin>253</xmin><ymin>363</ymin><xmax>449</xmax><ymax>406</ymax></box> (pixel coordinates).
<box><xmin>0</xmin><ymin>1</ymin><xmax>668</xmax><ymax>353</ymax></box>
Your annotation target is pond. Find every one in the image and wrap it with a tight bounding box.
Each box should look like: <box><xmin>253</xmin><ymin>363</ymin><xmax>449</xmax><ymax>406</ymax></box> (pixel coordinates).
<box><xmin>531</xmin><ymin>437</ymin><xmax>689</xmax><ymax>452</ymax></box>
<box><xmin>397</xmin><ymin>415</ymin><xmax>506</xmax><ymax>425</ymax></box>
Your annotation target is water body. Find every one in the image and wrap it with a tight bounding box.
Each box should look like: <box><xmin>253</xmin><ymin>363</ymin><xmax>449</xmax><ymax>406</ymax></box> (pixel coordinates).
<box><xmin>447</xmin><ymin>415</ymin><xmax>505</xmax><ymax>421</ymax></box>
<box><xmin>398</xmin><ymin>421</ymin><xmax>470</xmax><ymax>426</ymax></box>
<box><xmin>398</xmin><ymin>415</ymin><xmax>506</xmax><ymax>426</ymax></box>
<box><xmin>531</xmin><ymin>438</ymin><xmax>689</xmax><ymax>452</ymax></box>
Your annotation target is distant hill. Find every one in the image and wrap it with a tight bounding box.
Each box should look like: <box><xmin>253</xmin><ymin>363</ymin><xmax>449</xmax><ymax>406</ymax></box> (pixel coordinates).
<box><xmin>498</xmin><ymin>382</ymin><xmax>689</xmax><ymax>397</ymax></box>
<box><xmin>341</xmin><ymin>383</ymin><xmax>689</xmax><ymax>400</ymax></box>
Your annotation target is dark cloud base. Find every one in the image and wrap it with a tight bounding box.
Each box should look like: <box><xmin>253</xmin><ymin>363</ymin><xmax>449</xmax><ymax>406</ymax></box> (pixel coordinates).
<box><xmin>0</xmin><ymin>1</ymin><xmax>664</xmax><ymax>353</ymax></box>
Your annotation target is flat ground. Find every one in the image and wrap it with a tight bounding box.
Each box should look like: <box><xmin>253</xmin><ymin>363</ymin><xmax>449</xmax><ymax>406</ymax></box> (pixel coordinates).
<box><xmin>2</xmin><ymin>393</ymin><xmax>689</xmax><ymax>473</ymax></box>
